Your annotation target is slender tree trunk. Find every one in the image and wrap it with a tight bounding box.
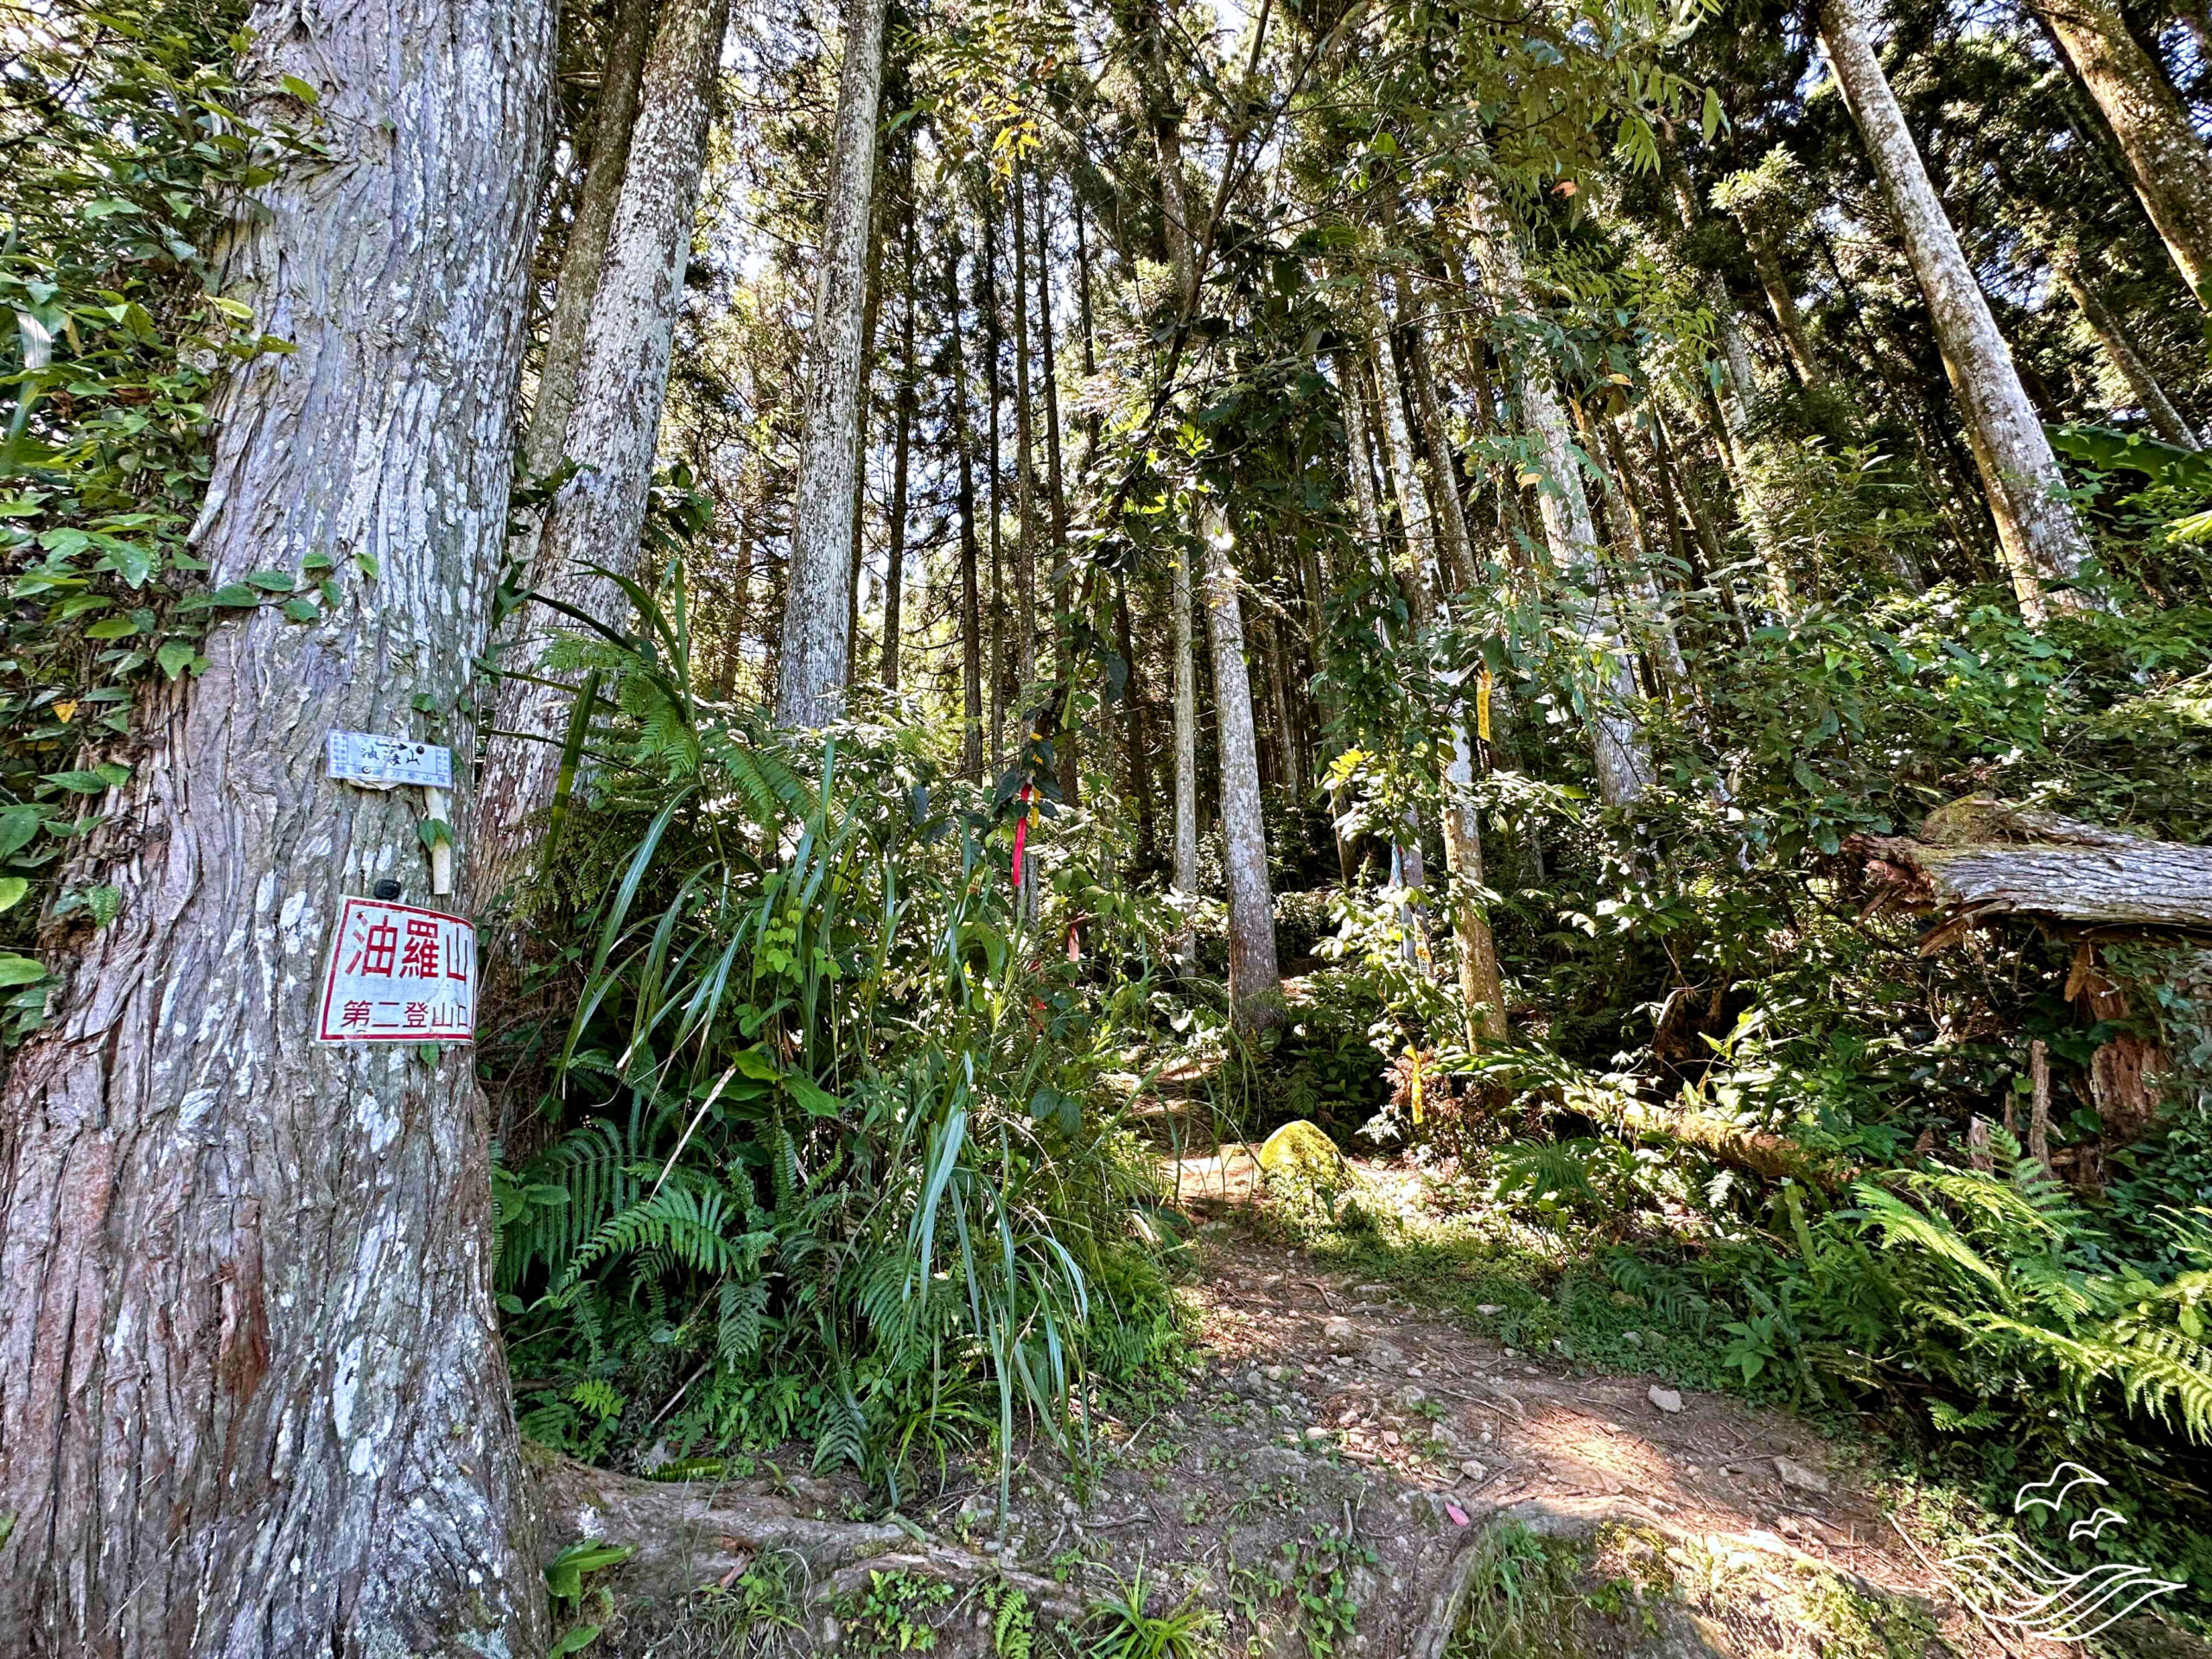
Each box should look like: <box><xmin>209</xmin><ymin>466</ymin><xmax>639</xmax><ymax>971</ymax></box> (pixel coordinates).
<box><xmin>728</xmin><ymin>471</ymin><xmax>756</xmax><ymax>699</ymax></box>
<box><xmin>946</xmin><ymin>226</ymin><xmax>985</xmax><ymax>778</ymax></box>
<box><xmin>0</xmin><ymin>4</ymin><xmax>554</xmax><ymax>1651</ymax></box>
<box><xmin>881</xmin><ymin>205</ymin><xmax>915</xmax><ymax>690</ymax></box>
<box><xmin>1397</xmin><ymin>276</ymin><xmax>1479</xmax><ymax>594</ymax></box>
<box><xmin>1073</xmin><ymin>192</ymin><xmax>1103</xmax><ymax>461</ymax></box>
<box><xmin>1035</xmin><ymin>172</ymin><xmax>1078</xmax><ymax>805</ymax></box>
<box><xmin>1143</xmin><ymin>2</ymin><xmax>1198</xmax><ymax>317</ymax></box>
<box><xmin>1659</xmin><ymin>154</ymin><xmax>1796</xmax><ymax>608</ymax></box>
<box><xmin>2054</xmin><ymin>254</ymin><xmax>2201</xmax><ymax>446</ymax></box>
<box><xmin>1745</xmin><ymin>229</ymin><xmax>1825</xmax><ymax>387</ymax></box>
<box><xmin>1011</xmin><ymin>168</ymin><xmax>1038</xmax><ymax>700</ymax></box>
<box><xmin>1198</xmin><ymin>501</ymin><xmax>1283</xmax><ymax>1033</ymax></box>
<box><xmin>1585</xmin><ymin>405</ymin><xmax>1692</xmax><ymax>695</ymax></box>
<box><xmin>1262</xmin><ymin>613</ymin><xmax>1299</xmax><ymax>798</ymax></box>
<box><xmin>475</xmin><ymin>0</ymin><xmax>728</xmax><ymax>897</ymax></box>
<box><xmin>1654</xmin><ymin>407</ymin><xmax>1750</xmax><ymax>642</ymax></box>
<box><xmin>1462</xmin><ymin>170</ymin><xmax>1654</xmax><ymax>807</ymax></box>
<box><xmin>529</xmin><ymin>0</ymin><xmax>653</xmax><ymax>471</ymax></box>
<box><xmin>1370</xmin><ymin>331</ymin><xmax>1503</xmax><ymax>1017</ymax></box>
<box><xmin>1332</xmin><ymin>351</ymin><xmax>1386</xmax><ymax>886</ymax></box>
<box><xmin>1172</xmin><ymin>531</ymin><xmax>1199</xmax><ymax>963</ymax></box>
<box><xmin>1364</xmin><ymin>335</ymin><xmax>1438</xmax><ymax>956</ymax></box>
<box><xmin>2032</xmin><ymin>0</ymin><xmax>2212</xmax><ymax>304</ymax></box>
<box><xmin>1819</xmin><ymin>0</ymin><xmax>2095</xmax><ymax>620</ymax></box>
<box><xmin>844</xmin><ymin>215</ymin><xmax>883</xmax><ymax>682</ymax></box>
<box><xmin>774</xmin><ymin>0</ymin><xmax>891</xmax><ymax>724</ymax></box>
<box><xmin>1116</xmin><ymin>573</ymin><xmax>1157</xmax><ymax>863</ymax></box>
<box><xmin>983</xmin><ymin>186</ymin><xmax>1007</xmax><ymax>771</ymax></box>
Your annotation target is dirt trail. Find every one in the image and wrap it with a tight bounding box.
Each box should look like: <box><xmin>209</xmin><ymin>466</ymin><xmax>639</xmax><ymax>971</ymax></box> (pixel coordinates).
<box><xmin>572</xmin><ymin>1191</ymin><xmax>2031</xmax><ymax>1659</ymax></box>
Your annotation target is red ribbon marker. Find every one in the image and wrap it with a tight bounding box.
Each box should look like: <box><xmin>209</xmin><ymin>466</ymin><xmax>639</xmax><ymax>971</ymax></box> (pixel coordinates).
<box><xmin>1010</xmin><ymin>781</ymin><xmax>1033</xmax><ymax>897</ymax></box>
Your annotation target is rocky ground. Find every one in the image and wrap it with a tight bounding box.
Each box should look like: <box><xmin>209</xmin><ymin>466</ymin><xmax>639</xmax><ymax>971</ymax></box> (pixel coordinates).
<box><xmin>550</xmin><ymin>1164</ymin><xmax>2089</xmax><ymax>1659</ymax></box>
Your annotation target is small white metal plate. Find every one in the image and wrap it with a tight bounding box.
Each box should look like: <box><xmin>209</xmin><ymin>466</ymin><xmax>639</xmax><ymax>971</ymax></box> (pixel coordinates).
<box><xmin>327</xmin><ymin>730</ymin><xmax>453</xmax><ymax>790</ymax></box>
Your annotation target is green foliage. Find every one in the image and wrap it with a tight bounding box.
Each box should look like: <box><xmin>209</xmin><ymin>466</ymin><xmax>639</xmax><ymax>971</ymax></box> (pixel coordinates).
<box><xmin>544</xmin><ymin>1540</ymin><xmax>635</xmax><ymax>1656</ymax></box>
<box><xmin>1084</xmin><ymin>1562</ymin><xmax>1219</xmax><ymax>1659</ymax></box>
<box><xmin>840</xmin><ymin>1570</ymin><xmax>955</xmax><ymax>1656</ymax></box>
<box><xmin>493</xmin><ymin>594</ymin><xmax>1182</xmax><ymax>1503</ymax></box>
<box><xmin>1441</xmin><ymin>1523</ymin><xmax>1591</xmax><ymax>1659</ymax></box>
<box><xmin>0</xmin><ymin>1</ymin><xmax>315</xmax><ymax>1015</ymax></box>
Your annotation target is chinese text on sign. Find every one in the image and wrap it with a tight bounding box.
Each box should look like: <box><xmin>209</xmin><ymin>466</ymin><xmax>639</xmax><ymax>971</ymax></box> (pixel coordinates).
<box><xmin>316</xmin><ymin>896</ymin><xmax>474</xmax><ymax>1042</ymax></box>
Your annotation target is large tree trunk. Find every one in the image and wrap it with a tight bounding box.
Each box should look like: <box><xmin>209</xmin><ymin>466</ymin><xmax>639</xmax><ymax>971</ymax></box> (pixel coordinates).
<box><xmin>946</xmin><ymin>226</ymin><xmax>986</xmax><ymax>778</ymax></box>
<box><xmin>2053</xmin><ymin>254</ymin><xmax>2201</xmax><ymax>448</ymax></box>
<box><xmin>474</xmin><ymin>0</ymin><xmax>726</xmax><ymax>897</ymax></box>
<box><xmin>529</xmin><ymin>0</ymin><xmax>654</xmax><ymax>473</ymax></box>
<box><xmin>1198</xmin><ymin>502</ymin><xmax>1283</xmax><ymax>1033</ymax></box>
<box><xmin>1819</xmin><ymin>0</ymin><xmax>2096</xmax><ymax>620</ymax></box>
<box><xmin>1461</xmin><ymin>171</ymin><xmax>1654</xmax><ymax>808</ymax></box>
<box><xmin>0</xmin><ymin>5</ymin><xmax>553</xmax><ymax>1651</ymax></box>
<box><xmin>774</xmin><ymin>0</ymin><xmax>891</xmax><ymax>726</ymax></box>
<box><xmin>2033</xmin><ymin>0</ymin><xmax>2212</xmax><ymax>306</ymax></box>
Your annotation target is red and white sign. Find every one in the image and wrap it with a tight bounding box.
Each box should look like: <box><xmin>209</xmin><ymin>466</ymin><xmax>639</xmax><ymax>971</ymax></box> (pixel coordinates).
<box><xmin>315</xmin><ymin>896</ymin><xmax>475</xmax><ymax>1043</ymax></box>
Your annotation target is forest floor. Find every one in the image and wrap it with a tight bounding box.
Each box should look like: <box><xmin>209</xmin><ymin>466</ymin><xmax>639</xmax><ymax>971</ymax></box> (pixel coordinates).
<box><xmin>561</xmin><ymin>1151</ymin><xmax>2069</xmax><ymax>1659</ymax></box>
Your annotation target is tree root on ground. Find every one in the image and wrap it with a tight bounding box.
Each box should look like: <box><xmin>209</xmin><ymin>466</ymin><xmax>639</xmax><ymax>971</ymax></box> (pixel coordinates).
<box><xmin>533</xmin><ymin>1453</ymin><xmax>1081</xmax><ymax>1618</ymax></box>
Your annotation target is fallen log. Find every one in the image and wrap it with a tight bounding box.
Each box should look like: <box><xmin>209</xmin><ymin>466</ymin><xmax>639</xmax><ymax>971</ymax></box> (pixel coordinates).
<box><xmin>1853</xmin><ymin>798</ymin><xmax>2211</xmax><ymax>1149</ymax></box>
<box><xmin>1614</xmin><ymin>1100</ymin><xmax>1859</xmax><ymax>1192</ymax></box>
<box><xmin>1855</xmin><ymin>796</ymin><xmax>2212</xmax><ymax>939</ymax></box>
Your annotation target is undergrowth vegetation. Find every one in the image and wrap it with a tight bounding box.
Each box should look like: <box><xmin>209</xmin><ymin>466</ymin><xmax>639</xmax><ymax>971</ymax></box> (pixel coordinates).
<box><xmin>486</xmin><ymin>594</ymin><xmax>1187</xmax><ymax>1500</ymax></box>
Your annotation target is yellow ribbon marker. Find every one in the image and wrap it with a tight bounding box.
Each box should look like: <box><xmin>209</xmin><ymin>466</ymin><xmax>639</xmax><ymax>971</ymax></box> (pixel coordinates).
<box><xmin>1476</xmin><ymin>668</ymin><xmax>1493</xmax><ymax>744</ymax></box>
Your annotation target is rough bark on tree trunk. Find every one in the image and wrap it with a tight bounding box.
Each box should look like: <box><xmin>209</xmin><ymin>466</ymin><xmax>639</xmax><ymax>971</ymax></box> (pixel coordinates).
<box><xmin>2032</xmin><ymin>0</ymin><xmax>2212</xmax><ymax>306</ymax></box>
<box><xmin>1820</xmin><ymin>0</ymin><xmax>2096</xmax><ymax>620</ymax></box>
<box><xmin>474</xmin><ymin>0</ymin><xmax>726</xmax><ymax>898</ymax></box>
<box><xmin>1198</xmin><ymin>502</ymin><xmax>1283</xmax><ymax>1033</ymax></box>
<box><xmin>774</xmin><ymin>0</ymin><xmax>890</xmax><ymax>726</ymax></box>
<box><xmin>1461</xmin><ymin>170</ymin><xmax>1654</xmax><ymax>808</ymax></box>
<box><xmin>531</xmin><ymin>0</ymin><xmax>653</xmax><ymax>471</ymax></box>
<box><xmin>0</xmin><ymin>4</ymin><xmax>555</xmax><ymax>1651</ymax></box>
